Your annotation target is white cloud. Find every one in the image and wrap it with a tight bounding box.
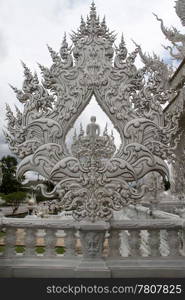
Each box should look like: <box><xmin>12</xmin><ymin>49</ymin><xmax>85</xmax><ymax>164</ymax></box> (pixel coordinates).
<box><xmin>0</xmin><ymin>0</ymin><xmax>183</xmax><ymax>158</ymax></box>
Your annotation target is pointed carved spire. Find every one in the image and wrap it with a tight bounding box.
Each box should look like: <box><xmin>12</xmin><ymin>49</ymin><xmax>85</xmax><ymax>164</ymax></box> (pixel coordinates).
<box><xmin>101</xmin><ymin>15</ymin><xmax>106</xmax><ymax>26</ymax></box>
<box><xmin>72</xmin><ymin>1</ymin><xmax>115</xmax><ymax>43</ymax></box>
<box><xmin>61</xmin><ymin>32</ymin><xmax>68</xmax><ymax>48</ymax></box>
<box><xmin>37</xmin><ymin>63</ymin><xmax>53</xmax><ymax>88</ymax></box>
<box><xmin>90</xmin><ymin>1</ymin><xmax>97</xmax><ymax>19</ymax></box>
<box><xmin>60</xmin><ymin>33</ymin><xmax>70</xmax><ymax>60</ymax></box>
<box><xmin>100</xmin><ymin>16</ymin><xmax>107</xmax><ymax>34</ymax></box>
<box><xmin>47</xmin><ymin>44</ymin><xmax>61</xmax><ymax>63</ymax></box>
<box><xmin>80</xmin><ymin>16</ymin><xmax>86</xmax><ymax>32</ymax></box>
<box><xmin>33</xmin><ymin>72</ymin><xmax>39</xmax><ymax>84</ymax></box>
<box><xmin>114</xmin><ymin>34</ymin><xmax>127</xmax><ymax>64</ymax></box>
<box><xmin>118</xmin><ymin>33</ymin><xmax>127</xmax><ymax>59</ymax></box>
<box><xmin>6</xmin><ymin>102</ymin><xmax>11</xmax><ymax>112</ymax></box>
<box><xmin>120</xmin><ymin>33</ymin><xmax>125</xmax><ymax>46</ymax></box>
<box><xmin>86</xmin><ymin>14</ymin><xmax>90</xmax><ymax>25</ymax></box>
<box><xmin>9</xmin><ymin>84</ymin><xmax>28</xmax><ymax>103</ymax></box>
<box><xmin>20</xmin><ymin>60</ymin><xmax>29</xmax><ymax>70</ymax></box>
<box><xmin>9</xmin><ymin>84</ymin><xmax>18</xmax><ymax>93</ymax></box>
<box><xmin>5</xmin><ymin>103</ymin><xmax>15</xmax><ymax>124</ymax></box>
<box><xmin>21</xmin><ymin>61</ymin><xmax>33</xmax><ymax>79</ymax></box>
<box><xmin>37</xmin><ymin>62</ymin><xmax>47</xmax><ymax>72</ymax></box>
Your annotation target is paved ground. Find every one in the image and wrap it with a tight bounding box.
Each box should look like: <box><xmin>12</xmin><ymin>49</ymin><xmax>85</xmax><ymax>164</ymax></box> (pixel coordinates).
<box><xmin>0</xmin><ymin>205</ymin><xmax>27</xmax><ymax>216</ymax></box>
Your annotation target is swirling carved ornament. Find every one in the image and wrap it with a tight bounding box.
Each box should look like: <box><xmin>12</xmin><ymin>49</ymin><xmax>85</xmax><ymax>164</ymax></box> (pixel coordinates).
<box><xmin>4</xmin><ymin>2</ymin><xmax>181</xmax><ymax>221</ymax></box>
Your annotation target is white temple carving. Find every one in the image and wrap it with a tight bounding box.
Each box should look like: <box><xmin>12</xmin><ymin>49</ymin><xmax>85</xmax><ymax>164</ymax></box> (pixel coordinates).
<box><xmin>4</xmin><ymin>2</ymin><xmax>182</xmax><ymax>222</ymax></box>
<box><xmin>1</xmin><ymin>0</ymin><xmax>185</xmax><ymax>279</ymax></box>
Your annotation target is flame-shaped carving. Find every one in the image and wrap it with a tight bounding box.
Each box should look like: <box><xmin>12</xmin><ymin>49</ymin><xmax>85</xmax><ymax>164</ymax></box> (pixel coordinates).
<box><xmin>4</xmin><ymin>2</ymin><xmax>181</xmax><ymax>221</ymax></box>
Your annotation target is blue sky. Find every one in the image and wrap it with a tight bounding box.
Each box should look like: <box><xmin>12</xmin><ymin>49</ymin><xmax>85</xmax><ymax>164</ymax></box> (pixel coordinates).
<box><xmin>0</xmin><ymin>0</ymin><xmax>184</xmax><ymax>163</ymax></box>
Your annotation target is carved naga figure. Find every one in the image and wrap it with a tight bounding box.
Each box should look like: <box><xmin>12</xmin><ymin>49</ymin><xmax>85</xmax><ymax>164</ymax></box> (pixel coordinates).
<box><xmin>153</xmin><ymin>0</ymin><xmax>185</xmax><ymax>61</ymax></box>
<box><xmin>4</xmin><ymin>2</ymin><xmax>181</xmax><ymax>221</ymax></box>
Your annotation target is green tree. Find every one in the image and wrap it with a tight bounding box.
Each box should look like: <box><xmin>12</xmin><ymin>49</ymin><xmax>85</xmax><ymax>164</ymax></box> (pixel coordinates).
<box><xmin>0</xmin><ymin>155</ymin><xmax>24</xmax><ymax>194</ymax></box>
<box><xmin>1</xmin><ymin>191</ymin><xmax>27</xmax><ymax>214</ymax></box>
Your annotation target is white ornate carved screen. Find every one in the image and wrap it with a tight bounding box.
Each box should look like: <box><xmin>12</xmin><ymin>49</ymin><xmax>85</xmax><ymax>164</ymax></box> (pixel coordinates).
<box><xmin>4</xmin><ymin>2</ymin><xmax>180</xmax><ymax>221</ymax></box>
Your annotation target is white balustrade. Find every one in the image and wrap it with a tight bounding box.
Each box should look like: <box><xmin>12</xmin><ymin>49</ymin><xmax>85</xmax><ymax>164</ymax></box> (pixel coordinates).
<box><xmin>0</xmin><ymin>218</ymin><xmax>185</xmax><ymax>261</ymax></box>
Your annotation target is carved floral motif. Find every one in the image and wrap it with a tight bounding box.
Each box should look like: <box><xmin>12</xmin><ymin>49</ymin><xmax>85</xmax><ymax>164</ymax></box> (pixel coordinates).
<box><xmin>4</xmin><ymin>2</ymin><xmax>181</xmax><ymax>221</ymax></box>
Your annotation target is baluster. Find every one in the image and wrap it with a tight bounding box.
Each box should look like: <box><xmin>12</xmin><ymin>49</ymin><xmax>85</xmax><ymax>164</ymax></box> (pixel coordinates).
<box><xmin>44</xmin><ymin>228</ymin><xmax>57</xmax><ymax>257</ymax></box>
<box><xmin>181</xmin><ymin>229</ymin><xmax>185</xmax><ymax>256</ymax></box>
<box><xmin>149</xmin><ymin>229</ymin><xmax>160</xmax><ymax>256</ymax></box>
<box><xmin>129</xmin><ymin>230</ymin><xmax>140</xmax><ymax>257</ymax></box>
<box><xmin>168</xmin><ymin>229</ymin><xmax>181</xmax><ymax>257</ymax></box>
<box><xmin>140</xmin><ymin>230</ymin><xmax>150</xmax><ymax>257</ymax></box>
<box><xmin>109</xmin><ymin>229</ymin><xmax>121</xmax><ymax>257</ymax></box>
<box><xmin>75</xmin><ymin>230</ymin><xmax>82</xmax><ymax>255</ymax></box>
<box><xmin>102</xmin><ymin>231</ymin><xmax>109</xmax><ymax>257</ymax></box>
<box><xmin>24</xmin><ymin>228</ymin><xmax>36</xmax><ymax>256</ymax></box>
<box><xmin>4</xmin><ymin>228</ymin><xmax>16</xmax><ymax>257</ymax></box>
<box><xmin>64</xmin><ymin>229</ymin><xmax>76</xmax><ymax>257</ymax></box>
<box><xmin>159</xmin><ymin>230</ymin><xmax>170</xmax><ymax>257</ymax></box>
<box><xmin>120</xmin><ymin>230</ymin><xmax>130</xmax><ymax>257</ymax></box>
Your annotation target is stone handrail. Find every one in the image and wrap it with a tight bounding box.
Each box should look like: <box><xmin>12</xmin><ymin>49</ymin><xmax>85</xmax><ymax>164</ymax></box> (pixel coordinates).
<box><xmin>124</xmin><ymin>204</ymin><xmax>181</xmax><ymax>219</ymax></box>
<box><xmin>110</xmin><ymin>219</ymin><xmax>184</xmax><ymax>229</ymax></box>
<box><xmin>0</xmin><ymin>217</ymin><xmax>76</xmax><ymax>229</ymax></box>
<box><xmin>0</xmin><ymin>217</ymin><xmax>185</xmax><ymax>259</ymax></box>
<box><xmin>1</xmin><ymin>216</ymin><xmax>184</xmax><ymax>229</ymax></box>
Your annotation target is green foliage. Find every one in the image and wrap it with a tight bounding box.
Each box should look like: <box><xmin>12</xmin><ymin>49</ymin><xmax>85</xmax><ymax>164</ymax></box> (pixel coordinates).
<box><xmin>56</xmin><ymin>246</ymin><xmax>65</xmax><ymax>254</ymax></box>
<box><xmin>0</xmin><ymin>245</ymin><xmax>4</xmax><ymax>252</ymax></box>
<box><xmin>2</xmin><ymin>191</ymin><xmax>27</xmax><ymax>203</ymax></box>
<box><xmin>0</xmin><ymin>191</ymin><xmax>27</xmax><ymax>214</ymax></box>
<box><xmin>0</xmin><ymin>155</ymin><xmax>25</xmax><ymax>195</ymax></box>
<box><xmin>0</xmin><ymin>231</ymin><xmax>5</xmax><ymax>238</ymax></box>
<box><xmin>15</xmin><ymin>246</ymin><xmax>25</xmax><ymax>253</ymax></box>
<box><xmin>0</xmin><ymin>244</ymin><xmax>66</xmax><ymax>254</ymax></box>
<box><xmin>36</xmin><ymin>246</ymin><xmax>45</xmax><ymax>254</ymax></box>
